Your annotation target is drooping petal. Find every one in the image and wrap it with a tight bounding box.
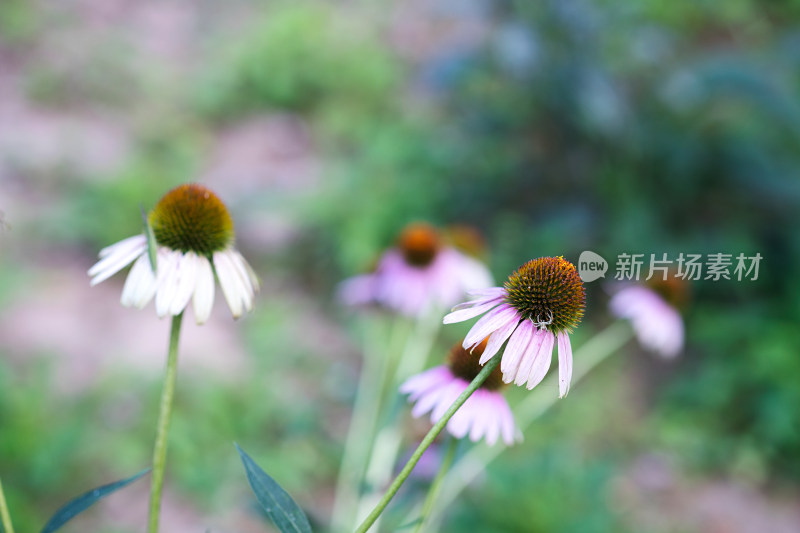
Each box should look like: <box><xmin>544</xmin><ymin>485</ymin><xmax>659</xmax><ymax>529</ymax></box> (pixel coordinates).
<box><xmin>462</xmin><ymin>304</ymin><xmax>518</xmax><ymax>351</ymax></box>
<box><xmin>229</xmin><ymin>249</ymin><xmax>260</xmax><ymax>301</ymax></box>
<box><xmin>468</xmin><ymin>392</ymin><xmax>490</xmax><ymax>443</ymax></box>
<box><xmin>443</xmin><ymin>298</ymin><xmax>503</xmax><ymax>324</ymax></box>
<box><xmin>501</xmin><ymin>320</ymin><xmax>534</xmax><ymax>383</ymax></box>
<box><xmin>155</xmin><ymin>251</ymin><xmax>181</xmax><ymax>318</ymax></box>
<box><xmin>479</xmin><ymin>317</ymin><xmax>520</xmax><ymax>365</ymax></box>
<box><xmin>431</xmin><ymin>379</ymin><xmax>467</xmax><ymax>422</ymax></box>
<box><xmin>97</xmin><ymin>234</ymin><xmax>147</xmax><ymax>259</ymax></box>
<box><xmin>89</xmin><ymin>235</ymin><xmax>147</xmax><ymax>286</ymax></box>
<box><xmin>169</xmin><ymin>252</ymin><xmax>199</xmax><ymax>316</ymax></box>
<box><xmin>121</xmin><ymin>253</ymin><xmax>158</xmax><ymax>309</ymax></box>
<box><xmin>447</xmin><ymin>405</ymin><xmax>472</xmax><ymax>440</ymax></box>
<box><xmin>400</xmin><ymin>366</ymin><xmax>451</xmax><ymax>400</ymax></box>
<box><xmin>526</xmin><ymin>331</ymin><xmax>555</xmax><ymax>390</ymax></box>
<box><xmin>557</xmin><ymin>331</ymin><xmax>573</xmax><ymax>398</ymax></box>
<box><xmin>514</xmin><ymin>329</ymin><xmax>547</xmax><ymax>387</ymax></box>
<box><xmin>497</xmin><ymin>396</ymin><xmax>517</xmax><ymax>445</ymax></box>
<box><xmin>192</xmin><ymin>255</ymin><xmax>215</xmax><ymax>324</ymax></box>
<box><xmin>214</xmin><ymin>250</ymin><xmax>246</xmax><ymax>318</ymax></box>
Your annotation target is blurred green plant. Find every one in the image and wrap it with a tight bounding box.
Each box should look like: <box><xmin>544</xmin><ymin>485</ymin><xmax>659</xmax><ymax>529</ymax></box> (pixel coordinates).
<box><xmin>24</xmin><ymin>40</ymin><xmax>141</xmax><ymax>108</ymax></box>
<box><xmin>444</xmin><ymin>443</ymin><xmax>631</xmax><ymax>533</ymax></box>
<box><xmin>0</xmin><ymin>0</ymin><xmax>37</xmax><ymax>46</ymax></box>
<box><xmin>195</xmin><ymin>2</ymin><xmax>400</xmax><ymax>119</ymax></box>
<box><xmin>55</xmin><ymin>131</ymin><xmax>200</xmax><ymax>249</ymax></box>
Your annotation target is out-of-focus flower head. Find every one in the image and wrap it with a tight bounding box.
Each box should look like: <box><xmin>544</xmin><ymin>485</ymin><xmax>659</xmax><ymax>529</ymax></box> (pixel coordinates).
<box><xmin>609</xmin><ymin>274</ymin><xmax>687</xmax><ymax>358</ymax></box>
<box><xmin>338</xmin><ymin>222</ymin><xmax>493</xmax><ymax>317</ymax></box>
<box><xmin>400</xmin><ymin>338</ymin><xmax>520</xmax><ymax>446</ymax></box>
<box><xmin>88</xmin><ymin>184</ymin><xmax>259</xmax><ymax>324</ymax></box>
<box><xmin>444</xmin><ymin>257</ymin><xmax>586</xmax><ymax>398</ymax></box>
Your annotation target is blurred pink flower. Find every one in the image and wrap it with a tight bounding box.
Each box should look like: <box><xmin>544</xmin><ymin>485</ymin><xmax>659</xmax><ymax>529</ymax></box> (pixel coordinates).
<box><xmin>400</xmin><ymin>365</ymin><xmax>518</xmax><ymax>446</ymax></box>
<box><xmin>609</xmin><ymin>285</ymin><xmax>684</xmax><ymax>358</ymax></box>
<box><xmin>338</xmin><ymin>223</ymin><xmax>493</xmax><ymax>317</ymax></box>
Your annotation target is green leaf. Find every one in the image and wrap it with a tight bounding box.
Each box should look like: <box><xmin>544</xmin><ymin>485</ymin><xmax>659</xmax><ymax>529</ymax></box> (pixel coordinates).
<box><xmin>235</xmin><ymin>443</ymin><xmax>312</xmax><ymax>533</ymax></box>
<box><xmin>141</xmin><ymin>205</ymin><xmax>158</xmax><ymax>273</ymax></box>
<box><xmin>40</xmin><ymin>468</ymin><xmax>149</xmax><ymax>533</ymax></box>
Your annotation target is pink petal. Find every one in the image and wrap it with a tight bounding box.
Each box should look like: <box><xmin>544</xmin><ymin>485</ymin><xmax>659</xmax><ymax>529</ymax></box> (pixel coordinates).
<box><xmin>462</xmin><ymin>304</ymin><xmax>517</xmax><ymax>350</ymax></box>
<box><xmin>557</xmin><ymin>331</ymin><xmax>574</xmax><ymax>398</ymax></box>
<box><xmin>443</xmin><ymin>298</ymin><xmax>503</xmax><ymax>324</ymax></box>
<box><xmin>501</xmin><ymin>320</ymin><xmax>534</xmax><ymax>383</ymax></box>
<box><xmin>526</xmin><ymin>331</ymin><xmax>555</xmax><ymax>390</ymax></box>
<box><xmin>465</xmin><ymin>287</ymin><xmax>506</xmax><ymax>299</ymax></box>
<box><xmin>479</xmin><ymin>317</ymin><xmax>520</xmax><ymax>365</ymax></box>
<box><xmin>514</xmin><ymin>329</ymin><xmax>546</xmax><ymax>387</ymax></box>
<box><xmin>400</xmin><ymin>366</ymin><xmax>451</xmax><ymax>399</ymax></box>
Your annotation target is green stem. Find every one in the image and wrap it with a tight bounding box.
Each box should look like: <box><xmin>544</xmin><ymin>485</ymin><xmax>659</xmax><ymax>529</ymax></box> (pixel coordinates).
<box><xmin>424</xmin><ymin>321</ymin><xmax>633</xmax><ymax>531</ymax></box>
<box><xmin>0</xmin><ymin>477</ymin><xmax>15</xmax><ymax>533</ymax></box>
<box><xmin>147</xmin><ymin>313</ymin><xmax>184</xmax><ymax>533</ymax></box>
<box><xmin>354</xmin><ymin>353</ymin><xmax>502</xmax><ymax>533</ymax></box>
<box><xmin>412</xmin><ymin>437</ymin><xmax>458</xmax><ymax>533</ymax></box>
<box><xmin>330</xmin><ymin>316</ymin><xmax>393</xmax><ymax>533</ymax></box>
<box><xmin>354</xmin><ymin>314</ymin><xmax>440</xmax><ymax>529</ymax></box>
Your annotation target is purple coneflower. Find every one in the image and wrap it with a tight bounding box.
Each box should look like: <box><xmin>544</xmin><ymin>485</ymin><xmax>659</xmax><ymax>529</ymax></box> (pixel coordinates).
<box><xmin>338</xmin><ymin>223</ymin><xmax>493</xmax><ymax>317</ymax></box>
<box><xmin>88</xmin><ymin>184</ymin><xmax>259</xmax><ymax>324</ymax></box>
<box><xmin>443</xmin><ymin>257</ymin><xmax>586</xmax><ymax>397</ymax></box>
<box><xmin>400</xmin><ymin>339</ymin><xmax>519</xmax><ymax>446</ymax></box>
<box><xmin>609</xmin><ymin>278</ymin><xmax>685</xmax><ymax>358</ymax></box>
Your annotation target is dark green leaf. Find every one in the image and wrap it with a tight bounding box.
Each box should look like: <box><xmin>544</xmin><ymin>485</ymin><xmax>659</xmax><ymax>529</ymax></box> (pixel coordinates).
<box><xmin>235</xmin><ymin>443</ymin><xmax>312</xmax><ymax>533</ymax></box>
<box><xmin>40</xmin><ymin>468</ymin><xmax>149</xmax><ymax>533</ymax></box>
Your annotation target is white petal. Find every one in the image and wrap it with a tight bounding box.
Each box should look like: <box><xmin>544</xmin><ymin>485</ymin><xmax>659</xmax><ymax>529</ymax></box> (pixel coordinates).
<box><xmin>231</xmin><ymin>250</ymin><xmax>260</xmax><ymax>292</ymax></box>
<box><xmin>169</xmin><ymin>252</ymin><xmax>199</xmax><ymax>316</ymax></box>
<box><xmin>214</xmin><ymin>250</ymin><xmax>245</xmax><ymax>318</ymax></box>
<box><xmin>526</xmin><ymin>331</ymin><xmax>555</xmax><ymax>390</ymax></box>
<box><xmin>192</xmin><ymin>255</ymin><xmax>215</xmax><ymax>324</ymax></box>
<box><xmin>97</xmin><ymin>234</ymin><xmax>147</xmax><ymax>259</ymax></box>
<box><xmin>463</xmin><ymin>304</ymin><xmax>518</xmax><ymax>350</ymax></box>
<box><xmin>155</xmin><ymin>251</ymin><xmax>181</xmax><ymax>317</ymax></box>
<box><xmin>89</xmin><ymin>235</ymin><xmax>147</xmax><ymax>286</ymax></box>
<box><xmin>557</xmin><ymin>332</ymin><xmax>574</xmax><ymax>398</ymax></box>
<box><xmin>227</xmin><ymin>251</ymin><xmax>256</xmax><ymax>311</ymax></box>
<box><xmin>121</xmin><ymin>254</ymin><xmax>158</xmax><ymax>309</ymax></box>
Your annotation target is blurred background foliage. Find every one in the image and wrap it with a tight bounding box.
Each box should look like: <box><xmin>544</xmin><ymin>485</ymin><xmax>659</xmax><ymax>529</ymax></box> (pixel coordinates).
<box><xmin>1</xmin><ymin>0</ymin><xmax>799</xmax><ymax>531</ymax></box>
